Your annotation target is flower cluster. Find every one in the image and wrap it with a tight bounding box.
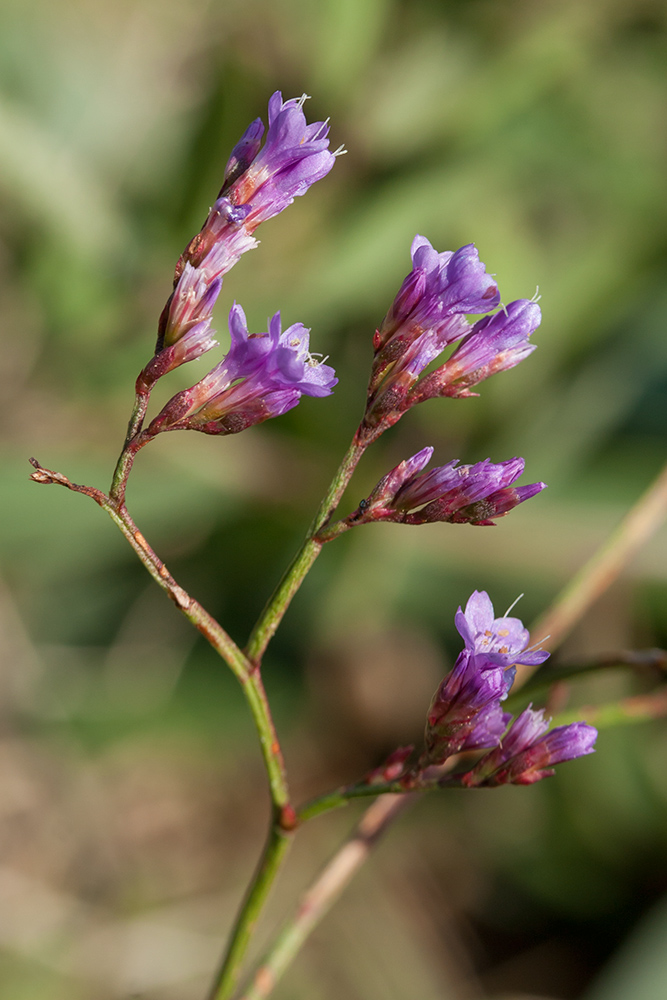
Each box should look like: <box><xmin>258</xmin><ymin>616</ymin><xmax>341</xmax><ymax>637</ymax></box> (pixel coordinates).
<box><xmin>148</xmin><ymin>305</ymin><xmax>337</xmax><ymax>436</ymax></box>
<box><xmin>137</xmin><ymin>92</ymin><xmax>339</xmax><ymax>413</ymax></box>
<box><xmin>462</xmin><ymin>708</ymin><xmax>598</xmax><ymax>787</ymax></box>
<box><xmin>346</xmin><ymin>449</ymin><xmax>546</xmax><ymax>528</ymax></box>
<box><xmin>361</xmin><ymin>236</ymin><xmax>541</xmax><ymax>441</ymax></box>
<box><xmin>419</xmin><ymin>592</ymin><xmax>597</xmax><ymax>783</ymax></box>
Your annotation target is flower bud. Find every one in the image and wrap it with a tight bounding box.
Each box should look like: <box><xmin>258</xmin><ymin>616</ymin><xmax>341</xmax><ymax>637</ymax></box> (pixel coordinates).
<box><xmin>347</xmin><ymin>455</ymin><xmax>546</xmax><ymax>528</ymax></box>
<box><xmin>147</xmin><ymin>304</ymin><xmax>337</xmax><ymax>437</ymax></box>
<box><xmin>462</xmin><ymin>708</ymin><xmax>598</xmax><ymax>787</ymax></box>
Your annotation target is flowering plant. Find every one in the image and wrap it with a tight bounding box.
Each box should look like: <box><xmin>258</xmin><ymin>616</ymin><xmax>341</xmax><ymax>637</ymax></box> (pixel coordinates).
<box><xmin>29</xmin><ymin>92</ymin><xmax>667</xmax><ymax>1000</ymax></box>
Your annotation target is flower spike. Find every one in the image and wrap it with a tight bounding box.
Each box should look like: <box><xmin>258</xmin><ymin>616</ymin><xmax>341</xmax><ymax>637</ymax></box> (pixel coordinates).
<box><xmin>148</xmin><ymin>305</ymin><xmax>337</xmax><ymax>437</ymax></box>
<box><xmin>462</xmin><ymin>707</ymin><xmax>598</xmax><ymax>787</ymax></box>
<box><xmin>346</xmin><ymin>453</ymin><xmax>546</xmax><ymax>528</ymax></box>
<box><xmin>417</xmin><ymin>591</ymin><xmax>596</xmax><ymax>781</ymax></box>
<box><xmin>140</xmin><ymin>93</ymin><xmax>338</xmax><ymax>391</ymax></box>
<box><xmin>412</xmin><ymin>299</ymin><xmax>541</xmax><ymax>403</ymax></box>
<box><xmin>359</xmin><ymin>236</ymin><xmax>541</xmax><ymax>442</ymax></box>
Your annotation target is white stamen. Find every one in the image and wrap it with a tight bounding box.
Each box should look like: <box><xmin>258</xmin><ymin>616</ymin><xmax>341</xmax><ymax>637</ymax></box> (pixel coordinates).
<box><xmin>333</xmin><ymin>144</ymin><xmax>347</xmax><ymax>157</ymax></box>
<box><xmin>526</xmin><ymin>634</ymin><xmax>551</xmax><ymax>652</ymax></box>
<box><xmin>306</xmin><ymin>352</ymin><xmax>329</xmax><ymax>367</ymax></box>
<box><xmin>531</xmin><ymin>286</ymin><xmax>541</xmax><ymax>303</ymax></box>
<box><xmin>311</xmin><ymin>117</ymin><xmax>331</xmax><ymax>141</ymax></box>
<box><xmin>504</xmin><ymin>593</ymin><xmax>524</xmax><ymax>617</ymax></box>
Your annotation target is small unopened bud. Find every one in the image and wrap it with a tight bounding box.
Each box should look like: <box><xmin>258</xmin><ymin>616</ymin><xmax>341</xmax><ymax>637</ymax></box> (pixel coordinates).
<box><xmin>421</xmin><ymin>650</ymin><xmax>513</xmax><ymax>766</ymax></box>
<box><xmin>365</xmin><ymin>746</ymin><xmax>414</xmax><ymax>785</ymax></box>
<box><xmin>462</xmin><ymin>708</ymin><xmax>598</xmax><ymax>787</ymax></box>
<box><xmin>346</xmin><ymin>454</ymin><xmax>545</xmax><ymax>528</ymax></box>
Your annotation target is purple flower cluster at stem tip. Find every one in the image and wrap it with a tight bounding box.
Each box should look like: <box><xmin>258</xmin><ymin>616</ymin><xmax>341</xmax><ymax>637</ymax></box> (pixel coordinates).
<box><xmin>420</xmin><ymin>592</ymin><xmax>597</xmax><ymax>781</ymax></box>
<box><xmin>348</xmin><ymin>449</ymin><xmax>546</xmax><ymax>527</ymax></box>
<box><xmin>148</xmin><ymin>304</ymin><xmax>337</xmax><ymax>437</ymax></box>
<box><xmin>361</xmin><ymin>235</ymin><xmax>541</xmax><ymax>440</ymax></box>
<box><xmin>137</xmin><ymin>92</ymin><xmax>340</xmax><ymax>399</ymax></box>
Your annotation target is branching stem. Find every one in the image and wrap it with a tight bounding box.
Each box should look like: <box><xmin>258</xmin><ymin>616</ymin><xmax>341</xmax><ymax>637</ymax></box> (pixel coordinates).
<box><xmin>237</xmin><ymin>456</ymin><xmax>667</xmax><ymax>1000</ymax></box>
<box><xmin>28</xmin><ymin>458</ymin><xmax>291</xmax><ymax>818</ymax></box>
<box><xmin>245</xmin><ymin>436</ymin><xmax>366</xmax><ymax>665</ymax></box>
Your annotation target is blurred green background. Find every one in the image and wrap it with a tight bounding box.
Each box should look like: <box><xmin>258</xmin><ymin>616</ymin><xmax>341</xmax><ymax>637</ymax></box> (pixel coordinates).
<box><xmin>2</xmin><ymin>0</ymin><xmax>667</xmax><ymax>997</ymax></box>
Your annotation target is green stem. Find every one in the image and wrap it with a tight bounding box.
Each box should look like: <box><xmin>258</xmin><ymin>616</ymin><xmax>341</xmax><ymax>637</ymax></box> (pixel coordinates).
<box><xmin>238</xmin><ymin>794</ymin><xmax>415</xmax><ymax>1000</ymax></box>
<box><xmin>208</xmin><ymin>825</ymin><xmax>294</xmax><ymax>1000</ymax></box>
<box><xmin>30</xmin><ymin>457</ymin><xmax>296</xmax><ymax>997</ymax></box>
<box><xmin>109</xmin><ymin>389</ymin><xmax>152</xmax><ymax>503</ymax></box>
<box><xmin>297</xmin><ymin>765</ymin><xmax>462</xmax><ymax>824</ymax></box>
<box><xmin>245</xmin><ymin>437</ymin><xmax>366</xmax><ymax>665</ymax></box>
<box><xmin>243</xmin><ymin>671</ymin><xmax>293</xmax><ymax>817</ymax></box>
<box><xmin>297</xmin><ymin>779</ymin><xmax>415</xmax><ymax>823</ymax></box>
<box><xmin>105</xmin><ymin>498</ymin><xmax>250</xmax><ymax>681</ymax></box>
<box><xmin>125</xmin><ymin>388</ymin><xmax>151</xmax><ymax>444</ymax></box>
<box><xmin>98</xmin><ymin>502</ymin><xmax>291</xmax><ymax>811</ymax></box>
<box><xmin>203</xmin><ymin>435</ymin><xmax>368</xmax><ymax>997</ymax></box>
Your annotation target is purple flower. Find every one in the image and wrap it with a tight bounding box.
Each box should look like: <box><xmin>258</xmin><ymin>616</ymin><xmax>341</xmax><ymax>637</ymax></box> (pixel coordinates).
<box><xmin>422</xmin><ymin>650</ymin><xmax>513</xmax><ymax>765</ymax></box>
<box><xmin>375</xmin><ymin>237</ymin><xmax>500</xmax><ymax>352</ymax></box>
<box><xmin>138</xmin><ymin>267</ymin><xmax>222</xmax><ymax>389</ymax></box>
<box><xmin>178</xmin><ymin>93</ymin><xmax>338</xmax><ymax>281</ymax></box>
<box><xmin>147</xmin><ymin>304</ymin><xmax>337</xmax><ymax>437</ymax></box>
<box><xmin>221</xmin><ymin>119</ymin><xmax>265</xmax><ymax>193</ymax></box>
<box><xmin>222</xmin><ymin>92</ymin><xmax>338</xmax><ymax>229</ymax></box>
<box><xmin>413</xmin><ymin>592</ymin><xmax>595</xmax><ymax>784</ymax></box>
<box><xmin>455</xmin><ymin>590</ymin><xmax>550</xmax><ymax>668</ymax></box>
<box><xmin>348</xmin><ymin>453</ymin><xmax>546</xmax><ymax>527</ymax></box>
<box><xmin>462</xmin><ymin>707</ymin><xmax>598</xmax><ymax>787</ymax></box>
<box><xmin>353</xmin><ymin>446</ymin><xmax>434</xmax><ymax>517</ymax></box>
<box><xmin>170</xmin><ymin>198</ymin><xmax>258</xmax><ymax>293</ymax></box>
<box><xmin>360</xmin><ymin>236</ymin><xmax>542</xmax><ymax>442</ymax></box>
<box><xmin>412</xmin><ymin>299</ymin><xmax>541</xmax><ymax>403</ymax></box>
<box><xmin>145</xmin><ymin>93</ymin><xmax>339</xmax><ymax>388</ymax></box>
<box><xmin>363</xmin><ymin>238</ymin><xmax>499</xmax><ymax>434</ymax></box>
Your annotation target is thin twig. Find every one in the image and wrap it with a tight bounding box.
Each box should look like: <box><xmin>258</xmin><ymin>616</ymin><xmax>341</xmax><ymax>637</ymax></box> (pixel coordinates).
<box><xmin>28</xmin><ymin>458</ymin><xmax>293</xmax><ymax>821</ymax></box>
<box><xmin>519</xmin><ymin>460</ymin><xmax>667</xmax><ymax>683</ymax></box>
<box><xmin>508</xmin><ymin>647</ymin><xmax>667</xmax><ymax>704</ymax></box>
<box><xmin>553</xmin><ymin>686</ymin><xmax>667</xmax><ymax>729</ymax></box>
